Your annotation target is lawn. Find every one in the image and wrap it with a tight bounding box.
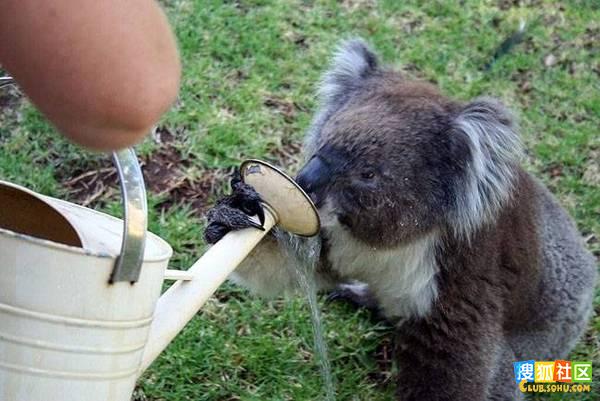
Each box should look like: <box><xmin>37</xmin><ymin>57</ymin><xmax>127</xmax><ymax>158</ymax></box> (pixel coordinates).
<box><xmin>0</xmin><ymin>0</ymin><xmax>598</xmax><ymax>400</ymax></box>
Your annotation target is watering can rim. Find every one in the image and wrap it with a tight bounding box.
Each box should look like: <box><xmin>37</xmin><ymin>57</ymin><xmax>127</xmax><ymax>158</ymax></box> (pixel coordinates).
<box><xmin>240</xmin><ymin>159</ymin><xmax>321</xmax><ymax>237</ymax></box>
<box><xmin>0</xmin><ymin>180</ymin><xmax>172</xmax><ymax>263</ymax></box>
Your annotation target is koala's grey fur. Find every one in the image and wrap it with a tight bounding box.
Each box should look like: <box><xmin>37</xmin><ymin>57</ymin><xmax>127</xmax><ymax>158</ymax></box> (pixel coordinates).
<box><xmin>206</xmin><ymin>39</ymin><xmax>597</xmax><ymax>401</ymax></box>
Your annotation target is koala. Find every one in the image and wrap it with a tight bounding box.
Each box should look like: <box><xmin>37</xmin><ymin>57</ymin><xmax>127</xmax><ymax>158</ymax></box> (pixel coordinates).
<box><xmin>203</xmin><ymin>39</ymin><xmax>597</xmax><ymax>401</ymax></box>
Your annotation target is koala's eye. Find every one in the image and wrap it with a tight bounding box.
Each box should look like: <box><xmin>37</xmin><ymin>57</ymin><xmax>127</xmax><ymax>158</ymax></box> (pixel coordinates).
<box><xmin>361</xmin><ymin>170</ymin><xmax>375</xmax><ymax>180</ymax></box>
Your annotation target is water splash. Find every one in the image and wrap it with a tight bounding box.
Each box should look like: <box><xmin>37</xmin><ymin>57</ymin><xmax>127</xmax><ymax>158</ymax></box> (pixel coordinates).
<box><xmin>276</xmin><ymin>231</ymin><xmax>336</xmax><ymax>401</ymax></box>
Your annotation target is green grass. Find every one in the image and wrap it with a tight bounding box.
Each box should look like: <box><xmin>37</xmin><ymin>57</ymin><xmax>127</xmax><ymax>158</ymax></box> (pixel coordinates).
<box><xmin>1</xmin><ymin>0</ymin><xmax>598</xmax><ymax>400</ymax></box>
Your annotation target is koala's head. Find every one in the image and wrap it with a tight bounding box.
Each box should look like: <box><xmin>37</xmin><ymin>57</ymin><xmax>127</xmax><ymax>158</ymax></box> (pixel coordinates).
<box><xmin>296</xmin><ymin>39</ymin><xmax>522</xmax><ymax>248</ymax></box>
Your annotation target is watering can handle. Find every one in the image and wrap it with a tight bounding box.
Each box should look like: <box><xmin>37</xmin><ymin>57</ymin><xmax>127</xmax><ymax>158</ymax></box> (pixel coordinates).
<box><xmin>109</xmin><ymin>148</ymin><xmax>147</xmax><ymax>283</ymax></box>
<box><xmin>1</xmin><ymin>76</ymin><xmax>147</xmax><ymax>283</ymax></box>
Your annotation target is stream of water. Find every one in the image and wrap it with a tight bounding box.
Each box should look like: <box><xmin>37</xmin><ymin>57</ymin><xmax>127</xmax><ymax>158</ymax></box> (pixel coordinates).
<box><xmin>277</xmin><ymin>232</ymin><xmax>336</xmax><ymax>401</ymax></box>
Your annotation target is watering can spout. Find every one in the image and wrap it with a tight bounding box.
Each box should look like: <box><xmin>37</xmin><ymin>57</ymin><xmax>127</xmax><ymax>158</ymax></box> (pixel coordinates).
<box><xmin>139</xmin><ymin>159</ymin><xmax>320</xmax><ymax>373</ymax></box>
<box><xmin>139</xmin><ymin>207</ymin><xmax>278</xmax><ymax>372</ymax></box>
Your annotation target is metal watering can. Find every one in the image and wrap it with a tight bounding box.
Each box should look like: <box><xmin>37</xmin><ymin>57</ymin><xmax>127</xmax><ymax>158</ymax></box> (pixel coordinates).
<box><xmin>0</xmin><ymin>82</ymin><xmax>320</xmax><ymax>400</ymax></box>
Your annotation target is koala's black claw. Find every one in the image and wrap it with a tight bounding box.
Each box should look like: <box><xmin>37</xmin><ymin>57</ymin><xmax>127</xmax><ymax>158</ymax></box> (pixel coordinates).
<box><xmin>325</xmin><ymin>288</ymin><xmax>357</xmax><ymax>304</ymax></box>
<box><xmin>326</xmin><ymin>284</ymin><xmax>380</xmax><ymax>311</ymax></box>
<box><xmin>255</xmin><ymin>206</ymin><xmax>265</xmax><ymax>226</ymax></box>
<box><xmin>325</xmin><ymin>291</ymin><xmax>343</xmax><ymax>304</ymax></box>
<box><xmin>239</xmin><ymin>197</ymin><xmax>265</xmax><ymax>226</ymax></box>
<box><xmin>232</xmin><ymin>211</ymin><xmax>265</xmax><ymax>231</ymax></box>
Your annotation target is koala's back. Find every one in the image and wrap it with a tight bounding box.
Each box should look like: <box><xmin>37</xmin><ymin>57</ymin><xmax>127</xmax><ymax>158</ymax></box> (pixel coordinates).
<box><xmin>508</xmin><ymin>174</ymin><xmax>597</xmax><ymax>360</ymax></box>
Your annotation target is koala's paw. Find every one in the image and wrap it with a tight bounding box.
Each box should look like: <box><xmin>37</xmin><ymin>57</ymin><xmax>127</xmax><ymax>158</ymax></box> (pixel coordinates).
<box><xmin>203</xmin><ymin>170</ymin><xmax>266</xmax><ymax>244</ymax></box>
<box><xmin>326</xmin><ymin>282</ymin><xmax>380</xmax><ymax>311</ymax></box>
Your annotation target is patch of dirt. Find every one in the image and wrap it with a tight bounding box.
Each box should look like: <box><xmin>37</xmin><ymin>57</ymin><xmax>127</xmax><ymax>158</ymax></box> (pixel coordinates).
<box><xmin>263</xmin><ymin>94</ymin><xmax>305</xmax><ymax>124</ymax></box>
<box><xmin>142</xmin><ymin>142</ymin><xmax>211</xmax><ymax>212</ymax></box>
<box><xmin>400</xmin><ymin>63</ymin><xmax>437</xmax><ymax>85</ymax></box>
<box><xmin>57</xmin><ymin>124</ymin><xmax>307</xmax><ymax>215</ymax></box>
<box><xmin>582</xmin><ymin>24</ymin><xmax>599</xmax><ymax>52</ymax></box>
<box><xmin>266</xmin><ymin>138</ymin><xmax>304</xmax><ymax>173</ymax></box>
<box><xmin>152</xmin><ymin>164</ymin><xmax>234</xmax><ymax>213</ymax></box>
<box><xmin>339</xmin><ymin>0</ymin><xmax>377</xmax><ymax>11</ymax></box>
<box><xmin>59</xmin><ymin>126</ymin><xmax>229</xmax><ymax>214</ymax></box>
<box><xmin>392</xmin><ymin>11</ymin><xmax>424</xmax><ymax>35</ymax></box>
<box><xmin>282</xmin><ymin>30</ymin><xmax>308</xmax><ymax>49</ymax></box>
<box><xmin>61</xmin><ymin>164</ymin><xmax>119</xmax><ymax>207</ymax></box>
<box><xmin>582</xmin><ymin>150</ymin><xmax>600</xmax><ymax>187</ymax></box>
<box><xmin>542</xmin><ymin>163</ymin><xmax>564</xmax><ymax>179</ymax></box>
<box><xmin>0</xmin><ymin>86</ymin><xmax>21</xmax><ymax>111</ymax></box>
<box><xmin>497</xmin><ymin>0</ymin><xmax>544</xmax><ymax>11</ymax></box>
<box><xmin>0</xmin><ymin>82</ymin><xmax>23</xmax><ymax>128</ymax></box>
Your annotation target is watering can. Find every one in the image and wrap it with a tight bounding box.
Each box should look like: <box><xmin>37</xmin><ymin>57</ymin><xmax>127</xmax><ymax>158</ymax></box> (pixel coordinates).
<box><xmin>0</xmin><ymin>88</ymin><xmax>320</xmax><ymax>399</ymax></box>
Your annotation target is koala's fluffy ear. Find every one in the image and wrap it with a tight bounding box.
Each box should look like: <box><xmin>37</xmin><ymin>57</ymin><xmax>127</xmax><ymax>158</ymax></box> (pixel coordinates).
<box><xmin>448</xmin><ymin>97</ymin><xmax>523</xmax><ymax>238</ymax></box>
<box><xmin>305</xmin><ymin>39</ymin><xmax>380</xmax><ymax>156</ymax></box>
<box><xmin>319</xmin><ymin>38</ymin><xmax>379</xmax><ymax>103</ymax></box>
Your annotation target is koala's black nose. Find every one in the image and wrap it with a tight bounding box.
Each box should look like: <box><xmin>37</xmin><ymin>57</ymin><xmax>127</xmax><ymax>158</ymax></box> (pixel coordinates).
<box><xmin>296</xmin><ymin>156</ymin><xmax>330</xmax><ymax>203</ymax></box>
